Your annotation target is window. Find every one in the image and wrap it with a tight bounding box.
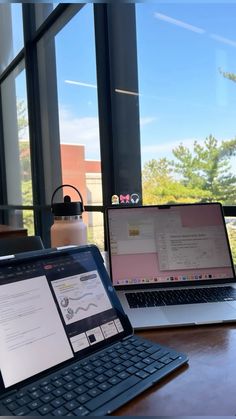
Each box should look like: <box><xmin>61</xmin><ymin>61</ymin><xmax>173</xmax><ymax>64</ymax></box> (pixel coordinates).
<box><xmin>55</xmin><ymin>5</ymin><xmax>103</xmax><ymax>249</ymax></box>
<box><xmin>136</xmin><ymin>3</ymin><xmax>236</xmax><ymax>207</ymax></box>
<box><xmin>0</xmin><ymin>4</ymin><xmax>24</xmax><ymax>75</ymax></box>
<box><xmin>1</xmin><ymin>62</ymin><xmax>34</xmax><ymax>234</ymax></box>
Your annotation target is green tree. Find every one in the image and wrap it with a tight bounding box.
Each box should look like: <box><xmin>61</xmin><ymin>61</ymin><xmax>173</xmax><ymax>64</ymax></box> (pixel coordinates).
<box><xmin>143</xmin><ymin>135</ymin><xmax>236</xmax><ymax>205</ymax></box>
<box><xmin>142</xmin><ymin>157</ymin><xmax>209</xmax><ymax>204</ymax></box>
<box><xmin>219</xmin><ymin>67</ymin><xmax>236</xmax><ymax>83</ymax></box>
<box><xmin>172</xmin><ymin>135</ymin><xmax>236</xmax><ymax>203</ymax></box>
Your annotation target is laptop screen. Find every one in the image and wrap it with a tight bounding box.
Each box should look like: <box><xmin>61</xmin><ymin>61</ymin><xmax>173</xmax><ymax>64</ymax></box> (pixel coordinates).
<box><xmin>0</xmin><ymin>246</ymin><xmax>131</xmax><ymax>391</ymax></box>
<box><xmin>106</xmin><ymin>203</ymin><xmax>235</xmax><ymax>288</ymax></box>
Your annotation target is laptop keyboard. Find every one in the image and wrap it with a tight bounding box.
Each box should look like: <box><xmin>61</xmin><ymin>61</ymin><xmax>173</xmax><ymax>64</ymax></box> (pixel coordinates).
<box><xmin>0</xmin><ymin>335</ymin><xmax>187</xmax><ymax>416</ymax></box>
<box><xmin>126</xmin><ymin>286</ymin><xmax>236</xmax><ymax>308</ymax></box>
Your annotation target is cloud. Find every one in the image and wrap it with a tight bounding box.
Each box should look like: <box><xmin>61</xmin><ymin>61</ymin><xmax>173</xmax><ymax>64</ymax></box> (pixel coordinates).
<box><xmin>59</xmin><ymin>107</ymin><xmax>100</xmax><ymax>159</ymax></box>
<box><xmin>210</xmin><ymin>33</ymin><xmax>236</xmax><ymax>48</ymax></box>
<box><xmin>140</xmin><ymin>116</ymin><xmax>158</xmax><ymax>126</ymax></box>
<box><xmin>59</xmin><ymin>107</ymin><xmax>157</xmax><ymax>156</ymax></box>
<box><xmin>154</xmin><ymin>12</ymin><xmax>205</xmax><ymax>34</ymax></box>
<box><xmin>65</xmin><ymin>80</ymin><xmax>97</xmax><ymax>89</ymax></box>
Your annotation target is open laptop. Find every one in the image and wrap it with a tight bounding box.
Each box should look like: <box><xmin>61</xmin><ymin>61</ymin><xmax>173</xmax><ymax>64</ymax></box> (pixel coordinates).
<box><xmin>106</xmin><ymin>202</ymin><xmax>236</xmax><ymax>329</ymax></box>
<box><xmin>0</xmin><ymin>245</ymin><xmax>187</xmax><ymax>416</ymax></box>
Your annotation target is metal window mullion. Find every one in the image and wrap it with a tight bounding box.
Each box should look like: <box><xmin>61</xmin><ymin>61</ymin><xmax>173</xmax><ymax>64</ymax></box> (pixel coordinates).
<box><xmin>223</xmin><ymin>206</ymin><xmax>236</xmax><ymax>216</ymax></box>
<box><xmin>0</xmin><ymin>85</ymin><xmax>8</xmax><ymax>224</ymax></box>
<box><xmin>22</xmin><ymin>4</ymin><xmax>47</xmax><ymax>241</ymax></box>
<box><xmin>94</xmin><ymin>4</ymin><xmax>142</xmax><ymax>205</ymax></box>
<box><xmin>0</xmin><ymin>50</ymin><xmax>24</xmax><ymax>84</ymax></box>
<box><xmin>94</xmin><ymin>4</ymin><xmax>115</xmax><ymax>210</ymax></box>
<box><xmin>106</xmin><ymin>3</ymin><xmax>142</xmax><ymax>200</ymax></box>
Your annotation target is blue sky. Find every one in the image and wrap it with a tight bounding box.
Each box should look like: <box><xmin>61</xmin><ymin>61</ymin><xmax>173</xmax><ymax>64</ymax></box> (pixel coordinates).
<box><xmin>136</xmin><ymin>3</ymin><xmax>236</xmax><ymax>164</ymax></box>
<box><xmin>11</xmin><ymin>3</ymin><xmax>236</xmax><ymax>172</ymax></box>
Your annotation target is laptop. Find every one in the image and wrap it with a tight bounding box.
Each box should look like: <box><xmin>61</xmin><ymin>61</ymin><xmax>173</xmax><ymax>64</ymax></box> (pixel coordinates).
<box><xmin>106</xmin><ymin>202</ymin><xmax>236</xmax><ymax>329</ymax></box>
<box><xmin>0</xmin><ymin>245</ymin><xmax>187</xmax><ymax>416</ymax></box>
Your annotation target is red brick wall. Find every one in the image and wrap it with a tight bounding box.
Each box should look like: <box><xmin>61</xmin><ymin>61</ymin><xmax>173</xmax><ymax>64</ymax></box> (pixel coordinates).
<box><xmin>60</xmin><ymin>144</ymin><xmax>101</xmax><ymax>225</ymax></box>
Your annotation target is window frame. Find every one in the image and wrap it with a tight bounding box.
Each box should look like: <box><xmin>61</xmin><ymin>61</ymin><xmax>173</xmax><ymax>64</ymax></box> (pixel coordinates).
<box><xmin>0</xmin><ymin>3</ymin><xmax>235</xmax><ymax>249</ymax></box>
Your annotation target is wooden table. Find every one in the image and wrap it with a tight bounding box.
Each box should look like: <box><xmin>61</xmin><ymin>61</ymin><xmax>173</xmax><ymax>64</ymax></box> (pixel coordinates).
<box><xmin>0</xmin><ymin>224</ymin><xmax>27</xmax><ymax>238</ymax></box>
<box><xmin>115</xmin><ymin>324</ymin><xmax>236</xmax><ymax>416</ymax></box>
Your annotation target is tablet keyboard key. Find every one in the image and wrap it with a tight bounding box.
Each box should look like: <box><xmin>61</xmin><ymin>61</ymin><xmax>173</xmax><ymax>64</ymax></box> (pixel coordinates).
<box><xmin>17</xmin><ymin>396</ymin><xmax>31</xmax><ymax>406</ymax></box>
<box><xmin>72</xmin><ymin>406</ymin><xmax>90</xmax><ymax>416</ymax></box>
<box><xmin>135</xmin><ymin>370</ymin><xmax>150</xmax><ymax>379</ymax></box>
<box><xmin>88</xmin><ymin>388</ymin><xmax>102</xmax><ymax>398</ymax></box>
<box><xmin>77</xmin><ymin>394</ymin><xmax>91</xmax><ymax>404</ymax></box>
<box><xmin>52</xmin><ymin>406</ymin><xmax>68</xmax><ymax>416</ymax></box>
<box><xmin>13</xmin><ymin>406</ymin><xmax>30</xmax><ymax>416</ymax></box>
<box><xmin>38</xmin><ymin>404</ymin><xmax>53</xmax><ymax>415</ymax></box>
<box><xmin>63</xmin><ymin>391</ymin><xmax>76</xmax><ymax>401</ymax></box>
<box><xmin>51</xmin><ymin>397</ymin><xmax>64</xmax><ymax>408</ymax></box>
<box><xmin>5</xmin><ymin>401</ymin><xmax>19</xmax><ymax>411</ymax></box>
<box><xmin>28</xmin><ymin>400</ymin><xmax>43</xmax><ymax>410</ymax></box>
<box><xmin>144</xmin><ymin>365</ymin><xmax>158</xmax><ymax>374</ymax></box>
<box><xmin>98</xmin><ymin>382</ymin><xmax>112</xmax><ymax>391</ymax></box>
<box><xmin>65</xmin><ymin>400</ymin><xmax>79</xmax><ymax>411</ymax></box>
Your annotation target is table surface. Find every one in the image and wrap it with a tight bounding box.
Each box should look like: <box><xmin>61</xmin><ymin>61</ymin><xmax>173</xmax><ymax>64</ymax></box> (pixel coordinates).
<box><xmin>0</xmin><ymin>224</ymin><xmax>27</xmax><ymax>238</ymax></box>
<box><xmin>114</xmin><ymin>323</ymin><xmax>236</xmax><ymax>416</ymax></box>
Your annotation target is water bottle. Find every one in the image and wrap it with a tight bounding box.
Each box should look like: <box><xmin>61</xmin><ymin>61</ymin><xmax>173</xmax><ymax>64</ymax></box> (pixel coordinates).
<box><xmin>50</xmin><ymin>184</ymin><xmax>87</xmax><ymax>247</ymax></box>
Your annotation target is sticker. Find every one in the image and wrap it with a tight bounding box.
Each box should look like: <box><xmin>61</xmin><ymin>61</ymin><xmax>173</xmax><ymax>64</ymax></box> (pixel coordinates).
<box><xmin>130</xmin><ymin>193</ymin><xmax>140</xmax><ymax>204</ymax></box>
<box><xmin>111</xmin><ymin>194</ymin><xmax>119</xmax><ymax>205</ymax></box>
<box><xmin>120</xmin><ymin>194</ymin><xmax>130</xmax><ymax>204</ymax></box>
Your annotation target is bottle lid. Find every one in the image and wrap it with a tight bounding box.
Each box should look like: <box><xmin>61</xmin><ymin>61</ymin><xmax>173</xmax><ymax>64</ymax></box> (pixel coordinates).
<box><xmin>51</xmin><ymin>185</ymin><xmax>84</xmax><ymax>217</ymax></box>
<box><xmin>52</xmin><ymin>196</ymin><xmax>83</xmax><ymax>216</ymax></box>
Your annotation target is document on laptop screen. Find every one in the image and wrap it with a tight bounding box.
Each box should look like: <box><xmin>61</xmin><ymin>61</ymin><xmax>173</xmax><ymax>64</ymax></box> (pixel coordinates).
<box><xmin>108</xmin><ymin>204</ymin><xmax>234</xmax><ymax>286</ymax></box>
<box><xmin>0</xmin><ymin>276</ymin><xmax>73</xmax><ymax>388</ymax></box>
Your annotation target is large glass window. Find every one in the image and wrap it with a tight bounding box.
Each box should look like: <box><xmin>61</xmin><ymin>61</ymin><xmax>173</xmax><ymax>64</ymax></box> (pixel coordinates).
<box><xmin>0</xmin><ymin>4</ymin><xmax>24</xmax><ymax>74</ymax></box>
<box><xmin>136</xmin><ymin>2</ymin><xmax>236</xmax><ymax>207</ymax></box>
<box><xmin>1</xmin><ymin>63</ymin><xmax>34</xmax><ymax>234</ymax></box>
<box><xmin>55</xmin><ymin>5</ymin><xmax>103</xmax><ymax>249</ymax></box>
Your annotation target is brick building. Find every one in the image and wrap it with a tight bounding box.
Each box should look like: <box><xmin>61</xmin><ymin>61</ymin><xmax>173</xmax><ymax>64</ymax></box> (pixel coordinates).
<box><xmin>60</xmin><ymin>144</ymin><xmax>103</xmax><ymax>247</ymax></box>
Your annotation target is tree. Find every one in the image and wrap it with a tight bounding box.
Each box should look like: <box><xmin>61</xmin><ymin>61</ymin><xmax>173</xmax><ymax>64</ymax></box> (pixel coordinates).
<box><xmin>219</xmin><ymin>67</ymin><xmax>236</xmax><ymax>83</ymax></box>
<box><xmin>142</xmin><ymin>157</ymin><xmax>209</xmax><ymax>204</ymax></box>
<box><xmin>142</xmin><ymin>136</ymin><xmax>236</xmax><ymax>204</ymax></box>
<box><xmin>172</xmin><ymin>135</ymin><xmax>236</xmax><ymax>203</ymax></box>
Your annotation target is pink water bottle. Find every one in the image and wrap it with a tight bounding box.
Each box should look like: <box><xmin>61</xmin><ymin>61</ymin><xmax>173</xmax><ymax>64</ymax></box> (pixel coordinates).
<box><xmin>50</xmin><ymin>184</ymin><xmax>87</xmax><ymax>247</ymax></box>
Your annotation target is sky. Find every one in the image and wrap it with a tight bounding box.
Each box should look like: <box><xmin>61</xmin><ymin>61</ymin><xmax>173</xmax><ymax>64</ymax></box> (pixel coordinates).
<box><xmin>10</xmin><ymin>2</ymin><xmax>236</xmax><ymax>172</ymax></box>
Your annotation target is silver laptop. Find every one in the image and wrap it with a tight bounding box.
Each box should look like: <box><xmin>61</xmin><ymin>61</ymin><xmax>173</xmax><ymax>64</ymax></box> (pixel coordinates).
<box><xmin>106</xmin><ymin>202</ymin><xmax>236</xmax><ymax>329</ymax></box>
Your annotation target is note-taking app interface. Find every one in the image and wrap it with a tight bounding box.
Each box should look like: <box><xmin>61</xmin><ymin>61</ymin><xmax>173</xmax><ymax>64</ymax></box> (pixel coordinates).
<box><xmin>108</xmin><ymin>204</ymin><xmax>234</xmax><ymax>286</ymax></box>
<box><xmin>0</xmin><ymin>276</ymin><xmax>73</xmax><ymax>388</ymax></box>
<box><xmin>0</xmin><ymin>250</ymin><xmax>124</xmax><ymax>389</ymax></box>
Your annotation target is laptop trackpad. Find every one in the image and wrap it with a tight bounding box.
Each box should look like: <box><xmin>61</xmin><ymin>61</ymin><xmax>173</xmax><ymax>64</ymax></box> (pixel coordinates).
<box><xmin>162</xmin><ymin>302</ymin><xmax>236</xmax><ymax>325</ymax></box>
